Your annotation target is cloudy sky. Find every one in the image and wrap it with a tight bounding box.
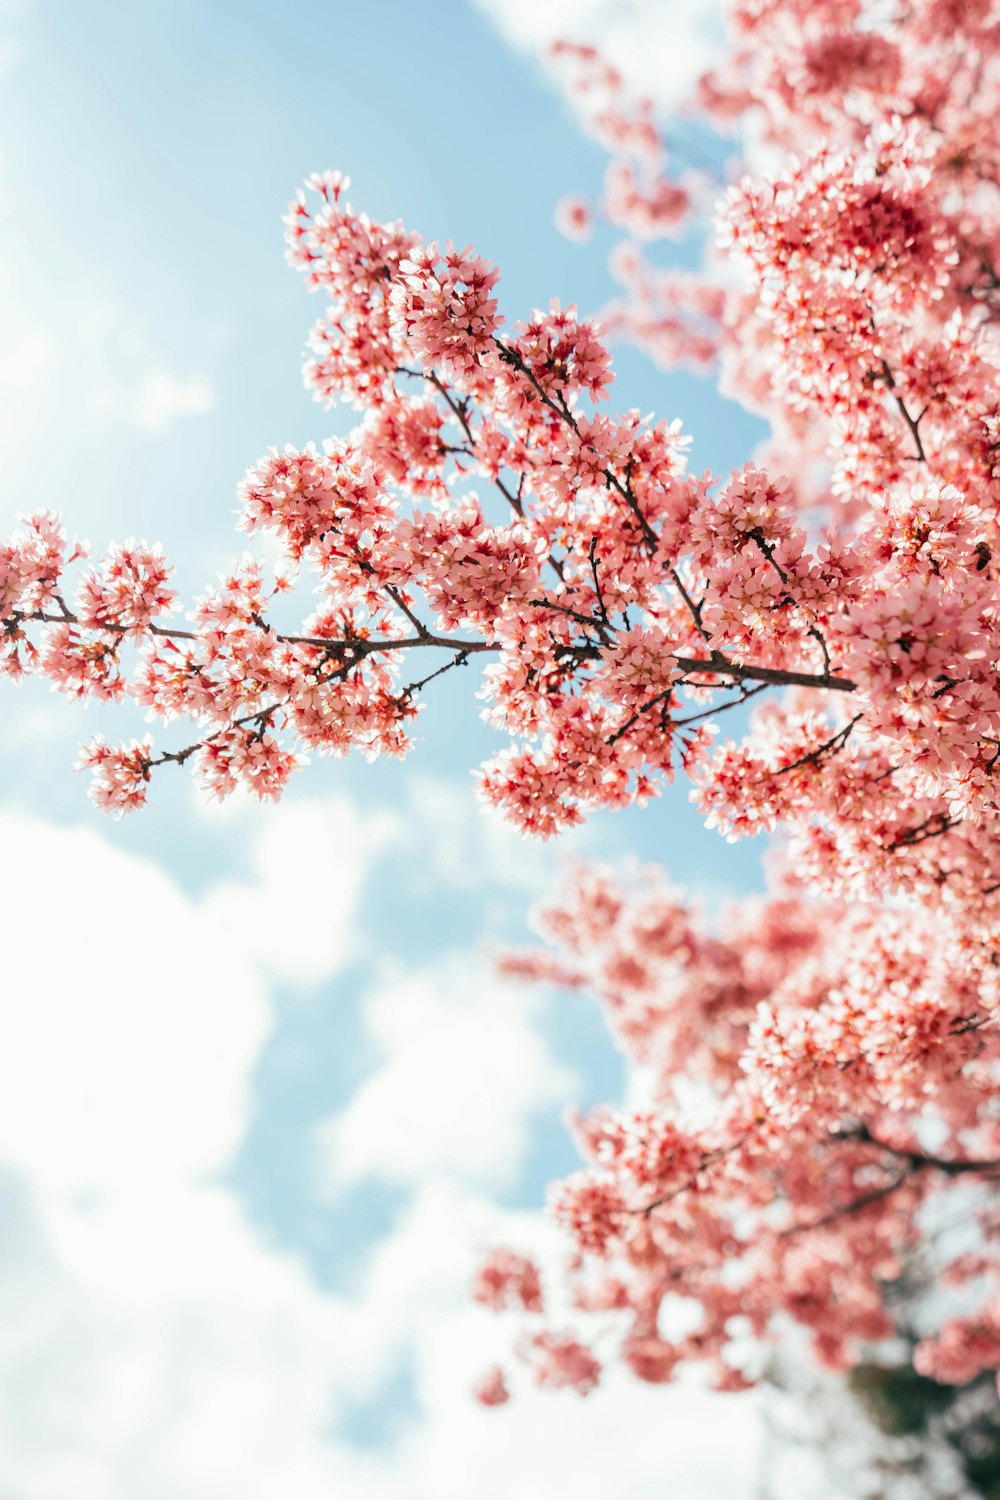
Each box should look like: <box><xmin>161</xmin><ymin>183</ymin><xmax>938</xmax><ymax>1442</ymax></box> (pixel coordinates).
<box><xmin>0</xmin><ymin>1</ymin><xmax>771</xmax><ymax>1494</ymax></box>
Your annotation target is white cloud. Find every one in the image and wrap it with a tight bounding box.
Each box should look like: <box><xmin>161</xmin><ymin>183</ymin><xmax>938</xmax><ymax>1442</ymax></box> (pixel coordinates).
<box><xmin>402</xmin><ymin>772</ymin><xmax>574</xmax><ymax>899</ymax></box>
<box><xmin>133</xmin><ymin>369</ymin><xmax>215</xmax><ymax>434</ymax></box>
<box><xmin>317</xmin><ymin>960</ymin><xmax>577</xmax><ymax>1190</ymax></box>
<box><xmin>0</xmin><ymin>1178</ymin><xmax>375</xmax><ymax>1499</ymax></box>
<box><xmin>0</xmin><ymin>324</ymin><xmax>56</xmax><ymax>393</ymax></box>
<box><xmin>0</xmin><ymin>807</ymin><xmax>763</xmax><ymax>1497</ymax></box>
<box><xmin>201</xmin><ymin>795</ymin><xmax>400</xmax><ymax>986</ymax></box>
<box><xmin>473</xmin><ymin>0</ymin><xmax>722</xmax><ymax>111</ymax></box>
<box><xmin>0</xmin><ymin>266</ymin><xmax>217</xmax><ymax>458</ymax></box>
<box><xmin>79</xmin><ymin>304</ymin><xmax>218</xmax><ymax>437</ymax></box>
<box><xmin>345</xmin><ymin>1181</ymin><xmax>765</xmax><ymax>1500</ymax></box>
<box><xmin>0</xmin><ymin>795</ymin><xmax>389</xmax><ymax>1199</ymax></box>
<box><xmin>0</xmin><ymin>258</ymin><xmax>60</xmax><ymax>440</ymax></box>
<box><xmin>0</xmin><ymin>1172</ymin><xmax>763</xmax><ymax>1500</ymax></box>
<box><xmin>0</xmin><ymin>693</ymin><xmax>78</xmax><ymax>749</ymax></box>
<box><xmin>0</xmin><ymin>0</ymin><xmax>25</xmax><ymax>80</ymax></box>
<box><xmin>0</xmin><ymin>812</ymin><xmax>269</xmax><ymax>1194</ymax></box>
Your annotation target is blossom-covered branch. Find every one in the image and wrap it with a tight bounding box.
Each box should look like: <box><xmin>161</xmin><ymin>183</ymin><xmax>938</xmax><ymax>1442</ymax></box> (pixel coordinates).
<box><xmin>4</xmin><ymin>76</ymin><xmax>998</xmax><ymax>843</ymax></box>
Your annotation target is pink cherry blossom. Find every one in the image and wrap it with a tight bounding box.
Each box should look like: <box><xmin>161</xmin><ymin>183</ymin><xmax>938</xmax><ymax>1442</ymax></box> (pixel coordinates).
<box><xmin>554</xmin><ymin>196</ymin><xmax>593</xmax><ymax>243</ymax></box>
<box><xmin>472</xmin><ymin>1366</ymin><xmax>511</xmax><ymax>1407</ymax></box>
<box><xmin>472</xmin><ymin>1247</ymin><xmax>544</xmax><ymax>1313</ymax></box>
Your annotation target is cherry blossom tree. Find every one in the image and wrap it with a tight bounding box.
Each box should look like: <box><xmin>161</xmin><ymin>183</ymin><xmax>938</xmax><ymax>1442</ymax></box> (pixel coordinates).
<box><xmin>3</xmin><ymin>0</ymin><xmax>1000</xmax><ymax>1430</ymax></box>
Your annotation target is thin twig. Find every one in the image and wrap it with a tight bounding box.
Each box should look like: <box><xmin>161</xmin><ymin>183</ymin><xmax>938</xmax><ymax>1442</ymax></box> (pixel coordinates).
<box><xmin>398</xmin><ymin>649</ymin><xmax>470</xmax><ymax>701</ymax></box>
<box><xmin>779</xmin><ymin>1170</ymin><xmax>911</xmax><ymax>1238</ymax></box>
<box><xmin>771</xmin><ymin>714</ymin><xmax>863</xmax><ymax>778</ymax></box>
<box><xmin>878</xmin><ymin>359</ymin><xmax>928</xmax><ymax>463</ymax></box>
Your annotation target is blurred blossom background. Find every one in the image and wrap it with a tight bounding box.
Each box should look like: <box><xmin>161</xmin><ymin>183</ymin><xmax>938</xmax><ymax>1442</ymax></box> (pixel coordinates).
<box><xmin>0</xmin><ymin>1</ymin><xmax>774</xmax><ymax>1494</ymax></box>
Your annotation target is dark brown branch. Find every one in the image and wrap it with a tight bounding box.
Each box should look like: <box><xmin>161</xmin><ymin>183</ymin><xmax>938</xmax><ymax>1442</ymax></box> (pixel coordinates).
<box><xmin>529</xmin><ymin>595</ymin><xmax>612</xmax><ymax>646</ymax></box>
<box><xmin>24</xmin><ymin>605</ymin><xmax>862</xmax><ymax>697</ymax></box>
<box><xmin>607</xmin><ymin>688</ymin><xmax>673</xmax><ymax>746</ymax></box>
<box><xmin>26</xmin><ymin>607</ymin><xmax>494</xmax><ymax>661</ymax></box>
<box><xmin>491</xmin><ymin>337</ymin><xmax>712</xmax><ymax>644</ymax></box>
<box><xmin>833</xmin><ymin>1123</ymin><xmax>1000</xmax><ymax>1177</ymax></box>
<box><xmin>629</xmin><ymin>1120</ymin><xmax>1000</xmax><ymax>1238</ymax></box>
<box><xmin>780</xmin><ymin>1169</ymin><xmax>912</xmax><ymax>1237</ymax></box>
<box><xmin>588</xmin><ymin>537</ymin><xmax>609</xmax><ymax>626</ymax></box>
<box><xmin>398</xmin><ymin>649</ymin><xmax>471</xmax><ymax>702</ymax></box>
<box><xmin>493</xmin><ymin>339</ymin><xmax>578</xmax><ymax>431</ymax></box>
<box><xmin>625</xmin><ymin>1139</ymin><xmax>749</xmax><ymax>1218</ymax></box>
<box><xmin>878</xmin><ymin>359</ymin><xmax>928</xmax><ymax>464</ymax></box>
<box><xmin>146</xmin><ymin>653</ymin><xmax>364</xmax><ymax>770</ymax></box>
<box><xmin>416</xmin><ymin>365</ymin><xmax>567</xmax><ymax>580</ymax></box>
<box><xmin>771</xmin><ymin>714</ymin><xmax>863</xmax><ymax>778</ymax></box>
<box><xmin>749</xmin><ymin>529</ymin><xmax>839</xmax><ymax>678</ymax></box>
<box><xmin>383</xmin><ymin>582</ymin><xmax>432</xmax><ymax>640</ymax></box>
<box><xmin>670</xmin><ymin>682</ymin><xmax>770</xmax><ymax>728</ymax></box>
<box><xmin>607</xmin><ymin>680</ymin><xmax>770</xmax><ymax>747</ymax></box>
<box><xmin>673</xmin><ymin>654</ymin><xmax>855</xmax><ymax>692</ymax></box>
<box><xmin>884</xmin><ymin>813</ymin><xmax>957</xmax><ymax>850</ymax></box>
<box><xmin>150</xmin><ymin>703</ymin><xmax>282</xmax><ymax>769</ymax></box>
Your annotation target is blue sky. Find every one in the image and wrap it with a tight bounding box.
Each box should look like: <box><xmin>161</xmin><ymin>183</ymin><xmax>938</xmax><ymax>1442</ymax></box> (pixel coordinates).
<box><xmin>0</xmin><ymin>1</ymin><xmax>771</xmax><ymax>1494</ymax></box>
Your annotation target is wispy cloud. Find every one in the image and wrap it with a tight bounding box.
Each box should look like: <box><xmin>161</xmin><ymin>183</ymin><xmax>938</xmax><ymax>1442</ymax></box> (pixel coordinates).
<box><xmin>0</xmin><ymin>797</ymin><xmax>762</xmax><ymax>1497</ymax></box>
<box><xmin>201</xmin><ymin>796</ymin><xmax>400</xmax><ymax>985</ymax></box>
<box><xmin>0</xmin><ymin>1170</ymin><xmax>762</xmax><ymax>1499</ymax></box>
<box><xmin>132</xmin><ymin>369</ymin><xmax>216</xmax><ymax>434</ymax></box>
<box><xmin>473</xmin><ymin>0</ymin><xmax>722</xmax><ymax>110</ymax></box>
<box><xmin>316</xmin><ymin>958</ymin><xmax>577</xmax><ymax>1191</ymax></box>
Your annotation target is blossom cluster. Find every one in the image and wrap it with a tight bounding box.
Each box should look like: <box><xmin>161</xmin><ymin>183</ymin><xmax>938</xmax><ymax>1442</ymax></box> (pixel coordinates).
<box><xmin>477</xmin><ymin>861</ymin><xmax>1000</xmax><ymax>1400</ymax></box>
<box><xmin>549</xmin><ymin>40</ymin><xmax>695</xmax><ymax>244</ymax></box>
